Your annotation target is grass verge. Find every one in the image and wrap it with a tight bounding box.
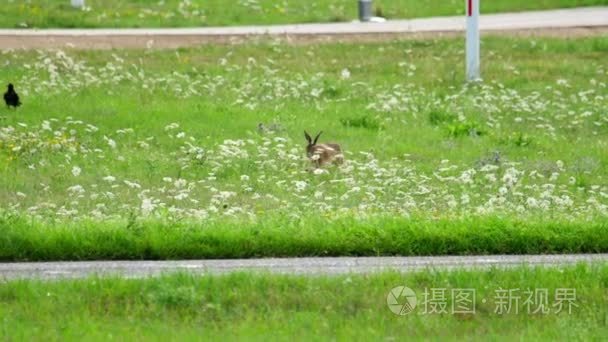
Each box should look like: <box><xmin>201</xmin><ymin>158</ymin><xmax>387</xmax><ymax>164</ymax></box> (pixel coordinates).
<box><xmin>1</xmin><ymin>264</ymin><xmax>607</xmax><ymax>340</ymax></box>
<box><xmin>1</xmin><ymin>216</ymin><xmax>608</xmax><ymax>261</ymax></box>
<box><xmin>4</xmin><ymin>0</ymin><xmax>608</xmax><ymax>28</ymax></box>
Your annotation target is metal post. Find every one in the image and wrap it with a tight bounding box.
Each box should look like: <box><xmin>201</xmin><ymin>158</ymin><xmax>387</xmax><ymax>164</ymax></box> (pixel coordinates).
<box><xmin>359</xmin><ymin>0</ymin><xmax>373</xmax><ymax>22</ymax></box>
<box><xmin>466</xmin><ymin>0</ymin><xmax>480</xmax><ymax>81</ymax></box>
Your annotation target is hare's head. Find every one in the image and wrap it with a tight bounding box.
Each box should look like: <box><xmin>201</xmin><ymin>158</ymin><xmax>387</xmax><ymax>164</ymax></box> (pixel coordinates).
<box><xmin>304</xmin><ymin>130</ymin><xmax>322</xmax><ymax>158</ymax></box>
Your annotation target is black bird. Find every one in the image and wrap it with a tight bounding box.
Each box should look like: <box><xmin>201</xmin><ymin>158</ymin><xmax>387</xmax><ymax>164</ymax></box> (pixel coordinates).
<box><xmin>4</xmin><ymin>83</ymin><xmax>21</xmax><ymax>108</ymax></box>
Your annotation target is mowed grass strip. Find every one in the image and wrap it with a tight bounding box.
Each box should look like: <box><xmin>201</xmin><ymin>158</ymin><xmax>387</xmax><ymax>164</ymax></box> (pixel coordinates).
<box><xmin>4</xmin><ymin>0</ymin><xmax>608</xmax><ymax>28</ymax></box>
<box><xmin>1</xmin><ymin>265</ymin><xmax>607</xmax><ymax>340</ymax></box>
<box><xmin>1</xmin><ymin>216</ymin><xmax>608</xmax><ymax>261</ymax></box>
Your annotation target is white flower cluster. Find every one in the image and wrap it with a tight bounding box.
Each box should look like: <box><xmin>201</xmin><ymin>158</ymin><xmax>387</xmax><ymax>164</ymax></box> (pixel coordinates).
<box><xmin>0</xmin><ymin>117</ymin><xmax>607</xmax><ymax>223</ymax></box>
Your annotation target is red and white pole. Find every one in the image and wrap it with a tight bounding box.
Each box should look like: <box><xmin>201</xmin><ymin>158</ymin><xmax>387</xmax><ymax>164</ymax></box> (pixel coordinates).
<box><xmin>466</xmin><ymin>0</ymin><xmax>480</xmax><ymax>81</ymax></box>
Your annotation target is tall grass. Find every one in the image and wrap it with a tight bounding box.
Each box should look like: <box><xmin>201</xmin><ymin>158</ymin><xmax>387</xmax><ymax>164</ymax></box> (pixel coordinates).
<box><xmin>1</xmin><ymin>215</ymin><xmax>607</xmax><ymax>261</ymax></box>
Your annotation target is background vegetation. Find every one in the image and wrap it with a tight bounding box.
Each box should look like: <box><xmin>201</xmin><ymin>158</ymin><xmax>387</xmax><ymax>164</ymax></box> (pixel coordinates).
<box><xmin>2</xmin><ymin>0</ymin><xmax>607</xmax><ymax>28</ymax></box>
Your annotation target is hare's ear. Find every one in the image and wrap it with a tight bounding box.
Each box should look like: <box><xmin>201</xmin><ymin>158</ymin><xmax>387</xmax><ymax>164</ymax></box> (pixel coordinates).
<box><xmin>304</xmin><ymin>131</ymin><xmax>313</xmax><ymax>144</ymax></box>
<box><xmin>313</xmin><ymin>131</ymin><xmax>323</xmax><ymax>145</ymax></box>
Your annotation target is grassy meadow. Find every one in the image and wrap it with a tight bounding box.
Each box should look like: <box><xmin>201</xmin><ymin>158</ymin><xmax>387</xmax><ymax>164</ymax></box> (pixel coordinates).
<box><xmin>1</xmin><ymin>264</ymin><xmax>607</xmax><ymax>340</ymax></box>
<box><xmin>1</xmin><ymin>0</ymin><xmax>607</xmax><ymax>28</ymax></box>
<box><xmin>0</xmin><ymin>36</ymin><xmax>607</xmax><ymax>259</ymax></box>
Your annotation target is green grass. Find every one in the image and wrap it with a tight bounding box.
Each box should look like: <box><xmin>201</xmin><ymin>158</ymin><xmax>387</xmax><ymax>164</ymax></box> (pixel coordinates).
<box><xmin>1</xmin><ymin>36</ymin><xmax>607</xmax><ymax>259</ymax></box>
<box><xmin>3</xmin><ymin>0</ymin><xmax>607</xmax><ymax>28</ymax></box>
<box><xmin>1</xmin><ymin>216</ymin><xmax>608</xmax><ymax>261</ymax></box>
<box><xmin>1</xmin><ymin>265</ymin><xmax>607</xmax><ymax>340</ymax></box>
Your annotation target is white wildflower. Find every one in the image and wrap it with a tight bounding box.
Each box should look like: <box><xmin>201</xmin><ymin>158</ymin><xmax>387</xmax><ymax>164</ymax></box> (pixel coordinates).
<box><xmin>164</xmin><ymin>123</ymin><xmax>179</xmax><ymax>131</ymax></box>
<box><xmin>103</xmin><ymin>175</ymin><xmax>116</xmax><ymax>183</ymax></box>
<box><xmin>341</xmin><ymin>68</ymin><xmax>351</xmax><ymax>79</ymax></box>
<box><xmin>294</xmin><ymin>181</ymin><xmax>307</xmax><ymax>193</ymax></box>
<box><xmin>141</xmin><ymin>198</ymin><xmax>156</xmax><ymax>216</ymax></box>
<box><xmin>174</xmin><ymin>192</ymin><xmax>189</xmax><ymax>201</ymax></box>
<box><xmin>67</xmin><ymin>185</ymin><xmax>85</xmax><ymax>194</ymax></box>
<box><xmin>174</xmin><ymin>179</ymin><xmax>187</xmax><ymax>188</ymax></box>
<box><xmin>123</xmin><ymin>180</ymin><xmax>141</xmax><ymax>189</ymax></box>
<box><xmin>104</xmin><ymin>136</ymin><xmax>117</xmax><ymax>149</ymax></box>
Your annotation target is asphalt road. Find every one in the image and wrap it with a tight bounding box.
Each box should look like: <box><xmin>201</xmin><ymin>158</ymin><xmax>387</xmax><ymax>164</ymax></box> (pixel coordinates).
<box><xmin>1</xmin><ymin>254</ymin><xmax>606</xmax><ymax>280</ymax></box>
<box><xmin>0</xmin><ymin>7</ymin><xmax>606</xmax><ymax>48</ymax></box>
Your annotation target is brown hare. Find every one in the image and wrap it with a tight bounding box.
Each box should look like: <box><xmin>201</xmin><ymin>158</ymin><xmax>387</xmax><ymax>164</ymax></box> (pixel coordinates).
<box><xmin>305</xmin><ymin>131</ymin><xmax>344</xmax><ymax>167</ymax></box>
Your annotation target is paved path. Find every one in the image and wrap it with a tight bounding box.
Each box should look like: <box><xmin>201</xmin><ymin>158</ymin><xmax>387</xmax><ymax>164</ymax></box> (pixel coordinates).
<box><xmin>0</xmin><ymin>7</ymin><xmax>606</xmax><ymax>49</ymax></box>
<box><xmin>1</xmin><ymin>254</ymin><xmax>606</xmax><ymax>280</ymax></box>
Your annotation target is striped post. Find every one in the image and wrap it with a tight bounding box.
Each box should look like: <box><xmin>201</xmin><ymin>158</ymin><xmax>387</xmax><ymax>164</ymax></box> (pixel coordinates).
<box><xmin>466</xmin><ymin>0</ymin><xmax>480</xmax><ymax>81</ymax></box>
